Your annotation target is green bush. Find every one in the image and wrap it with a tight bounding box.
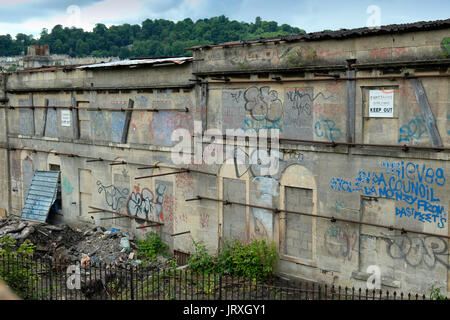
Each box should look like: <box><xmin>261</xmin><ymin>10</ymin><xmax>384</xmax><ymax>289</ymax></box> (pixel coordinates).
<box><xmin>0</xmin><ymin>235</ymin><xmax>40</xmax><ymax>299</ymax></box>
<box><xmin>188</xmin><ymin>238</ymin><xmax>278</xmax><ymax>279</ymax></box>
<box><xmin>219</xmin><ymin>239</ymin><xmax>278</xmax><ymax>279</ymax></box>
<box><xmin>429</xmin><ymin>285</ymin><xmax>446</xmax><ymax>300</ymax></box>
<box><xmin>187</xmin><ymin>240</ymin><xmax>218</xmax><ymax>274</ymax></box>
<box><xmin>136</xmin><ymin>231</ymin><xmax>169</xmax><ymax>261</ymax></box>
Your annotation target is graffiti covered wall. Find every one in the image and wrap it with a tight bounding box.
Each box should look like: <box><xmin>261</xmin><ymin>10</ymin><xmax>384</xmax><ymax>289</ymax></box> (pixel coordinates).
<box><xmin>1</xmin><ymin>23</ymin><xmax>449</xmax><ymax>297</ymax></box>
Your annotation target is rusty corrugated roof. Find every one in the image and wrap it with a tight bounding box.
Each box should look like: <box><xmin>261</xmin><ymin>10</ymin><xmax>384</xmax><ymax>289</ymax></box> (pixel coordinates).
<box><xmin>13</xmin><ymin>64</ymin><xmax>88</xmax><ymax>74</ymax></box>
<box><xmin>185</xmin><ymin>18</ymin><xmax>450</xmax><ymax>50</ymax></box>
<box><xmin>10</xmin><ymin>56</ymin><xmax>193</xmax><ymax>73</ymax></box>
<box><xmin>76</xmin><ymin>56</ymin><xmax>193</xmax><ymax>69</ymax></box>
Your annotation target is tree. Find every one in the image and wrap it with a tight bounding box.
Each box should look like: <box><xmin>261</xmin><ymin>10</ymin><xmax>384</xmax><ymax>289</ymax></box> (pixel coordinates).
<box><xmin>0</xmin><ymin>16</ymin><xmax>306</xmax><ymax>58</ymax></box>
<box><xmin>255</xmin><ymin>16</ymin><xmax>262</xmax><ymax>27</ymax></box>
<box><xmin>54</xmin><ymin>39</ymin><xmax>63</xmax><ymax>54</ymax></box>
<box><xmin>40</xmin><ymin>28</ymin><xmax>49</xmax><ymax>38</ymax></box>
<box><xmin>0</xmin><ymin>34</ymin><xmax>15</xmax><ymax>55</ymax></box>
<box><xmin>118</xmin><ymin>47</ymin><xmax>130</xmax><ymax>59</ymax></box>
<box><xmin>93</xmin><ymin>23</ymin><xmax>107</xmax><ymax>36</ymax></box>
<box><xmin>75</xmin><ymin>39</ymin><xmax>89</xmax><ymax>56</ymax></box>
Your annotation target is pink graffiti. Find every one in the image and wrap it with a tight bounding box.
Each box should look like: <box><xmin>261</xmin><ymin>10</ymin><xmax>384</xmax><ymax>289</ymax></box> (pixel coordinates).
<box><xmin>200</xmin><ymin>212</ymin><xmax>209</xmax><ymax>229</ymax></box>
<box><xmin>317</xmin><ymin>49</ymin><xmax>345</xmax><ymax>59</ymax></box>
<box><xmin>370</xmin><ymin>47</ymin><xmax>407</xmax><ymax>59</ymax></box>
<box><xmin>313</xmin><ymin>103</ymin><xmax>347</xmax><ymax>117</ymax></box>
<box><xmin>176</xmin><ymin>172</ymin><xmax>194</xmax><ymax>197</ymax></box>
<box><xmin>167</xmin><ymin>113</ymin><xmax>193</xmax><ymax>131</ymax></box>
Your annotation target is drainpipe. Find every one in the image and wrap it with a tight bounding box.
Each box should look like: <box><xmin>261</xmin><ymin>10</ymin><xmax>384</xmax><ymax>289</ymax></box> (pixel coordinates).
<box><xmin>2</xmin><ymin>72</ymin><xmax>12</xmax><ymax>216</ymax></box>
<box><xmin>345</xmin><ymin>59</ymin><xmax>357</xmax><ymax>143</ymax></box>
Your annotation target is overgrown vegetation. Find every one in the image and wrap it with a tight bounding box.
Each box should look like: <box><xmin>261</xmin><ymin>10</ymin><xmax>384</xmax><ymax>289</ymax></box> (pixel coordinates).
<box><xmin>188</xmin><ymin>238</ymin><xmax>278</xmax><ymax>280</ymax></box>
<box><xmin>136</xmin><ymin>231</ymin><xmax>169</xmax><ymax>262</ymax></box>
<box><xmin>6</xmin><ymin>64</ymin><xmax>17</xmax><ymax>72</ymax></box>
<box><xmin>429</xmin><ymin>285</ymin><xmax>446</xmax><ymax>300</ymax></box>
<box><xmin>187</xmin><ymin>240</ymin><xmax>218</xmax><ymax>274</ymax></box>
<box><xmin>0</xmin><ymin>16</ymin><xmax>305</xmax><ymax>58</ymax></box>
<box><xmin>0</xmin><ymin>235</ymin><xmax>40</xmax><ymax>299</ymax></box>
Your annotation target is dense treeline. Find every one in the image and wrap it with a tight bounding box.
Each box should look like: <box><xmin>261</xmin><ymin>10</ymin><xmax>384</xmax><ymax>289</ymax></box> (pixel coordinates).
<box><xmin>0</xmin><ymin>16</ymin><xmax>305</xmax><ymax>58</ymax></box>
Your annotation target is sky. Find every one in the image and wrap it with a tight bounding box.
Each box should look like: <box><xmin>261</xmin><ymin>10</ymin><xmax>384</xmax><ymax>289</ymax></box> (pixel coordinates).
<box><xmin>0</xmin><ymin>0</ymin><xmax>449</xmax><ymax>38</ymax></box>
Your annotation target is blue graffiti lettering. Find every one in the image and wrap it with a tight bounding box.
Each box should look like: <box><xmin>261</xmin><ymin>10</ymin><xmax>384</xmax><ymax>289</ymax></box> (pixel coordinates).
<box><xmin>398</xmin><ymin>115</ymin><xmax>427</xmax><ymax>143</ymax></box>
<box><xmin>380</xmin><ymin>161</ymin><xmax>446</xmax><ymax>186</ymax></box>
<box><xmin>242</xmin><ymin>118</ymin><xmax>283</xmax><ymax>133</ymax></box>
<box><xmin>395</xmin><ymin>207</ymin><xmax>447</xmax><ymax>229</ymax></box>
<box><xmin>330</xmin><ymin>162</ymin><xmax>447</xmax><ymax>229</ymax></box>
<box><xmin>314</xmin><ymin>119</ymin><xmax>342</xmax><ymax>141</ymax></box>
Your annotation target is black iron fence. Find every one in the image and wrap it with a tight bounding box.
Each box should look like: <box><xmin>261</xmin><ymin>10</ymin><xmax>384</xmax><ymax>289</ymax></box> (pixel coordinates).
<box><xmin>173</xmin><ymin>249</ymin><xmax>191</xmax><ymax>266</ymax></box>
<box><xmin>0</xmin><ymin>254</ymin><xmax>441</xmax><ymax>300</ymax></box>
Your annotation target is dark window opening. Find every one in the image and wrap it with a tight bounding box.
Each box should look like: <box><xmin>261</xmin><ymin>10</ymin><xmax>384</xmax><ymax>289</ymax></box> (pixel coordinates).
<box><xmin>49</xmin><ymin>164</ymin><xmax>62</xmax><ymax>223</ymax></box>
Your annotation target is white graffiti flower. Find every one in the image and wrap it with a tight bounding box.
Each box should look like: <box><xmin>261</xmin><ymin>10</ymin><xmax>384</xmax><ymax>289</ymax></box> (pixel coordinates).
<box><xmin>244</xmin><ymin>86</ymin><xmax>283</xmax><ymax>122</ymax></box>
<box><xmin>127</xmin><ymin>185</ymin><xmax>166</xmax><ymax>224</ymax></box>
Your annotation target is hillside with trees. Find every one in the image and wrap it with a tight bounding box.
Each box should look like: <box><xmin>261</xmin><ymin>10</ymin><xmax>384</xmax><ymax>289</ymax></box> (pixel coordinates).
<box><xmin>0</xmin><ymin>16</ymin><xmax>305</xmax><ymax>58</ymax></box>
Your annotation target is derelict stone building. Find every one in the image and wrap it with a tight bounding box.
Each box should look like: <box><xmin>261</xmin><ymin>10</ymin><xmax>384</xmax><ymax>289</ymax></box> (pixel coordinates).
<box><xmin>0</xmin><ymin>19</ymin><xmax>449</xmax><ymax>295</ymax></box>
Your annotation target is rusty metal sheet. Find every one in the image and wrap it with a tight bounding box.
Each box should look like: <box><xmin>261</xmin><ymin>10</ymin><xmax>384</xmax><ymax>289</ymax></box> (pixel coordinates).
<box><xmin>77</xmin><ymin>57</ymin><xmax>193</xmax><ymax>69</ymax></box>
<box><xmin>21</xmin><ymin>170</ymin><xmax>59</xmax><ymax>223</ymax></box>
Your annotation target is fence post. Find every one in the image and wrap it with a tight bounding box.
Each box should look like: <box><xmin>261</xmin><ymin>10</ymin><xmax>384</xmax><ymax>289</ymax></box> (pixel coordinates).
<box><xmin>130</xmin><ymin>266</ymin><xmax>134</xmax><ymax>300</ymax></box>
<box><xmin>48</xmin><ymin>260</ymin><xmax>53</xmax><ymax>300</ymax></box>
<box><xmin>218</xmin><ymin>273</ymin><xmax>222</xmax><ymax>300</ymax></box>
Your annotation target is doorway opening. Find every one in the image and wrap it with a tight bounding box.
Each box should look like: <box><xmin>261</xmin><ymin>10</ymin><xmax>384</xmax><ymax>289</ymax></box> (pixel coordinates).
<box><xmin>48</xmin><ymin>164</ymin><xmax>62</xmax><ymax>224</ymax></box>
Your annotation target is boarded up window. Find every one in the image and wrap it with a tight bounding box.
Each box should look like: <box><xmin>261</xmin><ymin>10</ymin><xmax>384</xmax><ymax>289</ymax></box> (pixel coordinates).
<box><xmin>362</xmin><ymin>86</ymin><xmax>400</xmax><ymax>145</ymax></box>
<box><xmin>111</xmin><ymin>112</ymin><xmax>126</xmax><ymax>143</ymax></box>
<box><xmin>281</xmin><ymin>88</ymin><xmax>314</xmax><ymax>140</ymax></box>
<box><xmin>222</xmin><ymin>178</ymin><xmax>247</xmax><ymax>242</ymax></box>
<box><xmin>359</xmin><ymin>197</ymin><xmax>396</xmax><ymax>279</ymax></box>
<box><xmin>44</xmin><ymin>99</ymin><xmax>59</xmax><ymax>138</ymax></box>
<box><xmin>112</xmin><ymin>167</ymin><xmax>131</xmax><ymax>229</ymax></box>
<box><xmin>284</xmin><ymin>187</ymin><xmax>313</xmax><ymax>260</ymax></box>
<box><xmin>79</xmin><ymin>169</ymin><xmax>93</xmax><ymax>218</ymax></box>
<box><xmin>249</xmin><ymin>177</ymin><xmax>277</xmax><ymax>242</ymax></box>
<box><xmin>21</xmin><ymin>159</ymin><xmax>34</xmax><ymax>206</ymax></box>
<box><xmin>222</xmin><ymin>89</ymin><xmax>247</xmax><ymax>131</ymax></box>
<box><xmin>78</xmin><ymin>102</ymin><xmax>91</xmax><ymax>140</ymax></box>
<box><xmin>19</xmin><ymin>98</ymin><xmax>34</xmax><ymax>136</ymax></box>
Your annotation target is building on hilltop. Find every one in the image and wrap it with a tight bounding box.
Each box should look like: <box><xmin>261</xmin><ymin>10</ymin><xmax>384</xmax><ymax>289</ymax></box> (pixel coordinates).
<box><xmin>0</xmin><ymin>45</ymin><xmax>119</xmax><ymax>71</ymax></box>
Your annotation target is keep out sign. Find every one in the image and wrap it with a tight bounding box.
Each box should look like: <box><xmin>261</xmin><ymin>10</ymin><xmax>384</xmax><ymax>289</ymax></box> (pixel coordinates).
<box><xmin>369</xmin><ymin>89</ymin><xmax>394</xmax><ymax>118</ymax></box>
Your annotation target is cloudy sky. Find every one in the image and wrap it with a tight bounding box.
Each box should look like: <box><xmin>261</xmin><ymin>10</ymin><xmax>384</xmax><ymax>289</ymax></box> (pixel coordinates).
<box><xmin>0</xmin><ymin>0</ymin><xmax>448</xmax><ymax>38</ymax></box>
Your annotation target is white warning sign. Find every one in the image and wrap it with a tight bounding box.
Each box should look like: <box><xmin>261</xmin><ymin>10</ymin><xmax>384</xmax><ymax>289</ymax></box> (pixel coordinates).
<box><xmin>61</xmin><ymin>110</ymin><xmax>71</xmax><ymax>126</ymax></box>
<box><xmin>369</xmin><ymin>89</ymin><xmax>394</xmax><ymax>118</ymax></box>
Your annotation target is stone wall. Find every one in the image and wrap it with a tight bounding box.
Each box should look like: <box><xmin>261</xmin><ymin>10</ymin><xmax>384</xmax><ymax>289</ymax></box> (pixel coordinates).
<box><xmin>0</xmin><ymin>25</ymin><xmax>449</xmax><ymax>296</ymax></box>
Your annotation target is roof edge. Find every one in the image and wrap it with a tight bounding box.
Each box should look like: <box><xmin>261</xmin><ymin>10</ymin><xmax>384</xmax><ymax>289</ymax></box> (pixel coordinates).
<box><xmin>185</xmin><ymin>18</ymin><xmax>450</xmax><ymax>51</ymax></box>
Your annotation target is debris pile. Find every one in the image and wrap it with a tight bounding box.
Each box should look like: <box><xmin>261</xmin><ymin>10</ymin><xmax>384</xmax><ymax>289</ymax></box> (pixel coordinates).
<box><xmin>0</xmin><ymin>216</ymin><xmax>170</xmax><ymax>269</ymax></box>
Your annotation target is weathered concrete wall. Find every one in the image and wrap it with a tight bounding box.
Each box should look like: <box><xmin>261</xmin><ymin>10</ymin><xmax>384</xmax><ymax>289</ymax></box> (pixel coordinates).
<box><xmin>0</xmin><ymin>25</ymin><xmax>449</xmax><ymax>296</ymax></box>
<box><xmin>193</xmin><ymin>29</ymin><xmax>450</xmax><ymax>73</ymax></box>
<box><xmin>7</xmin><ymin>69</ymin><xmax>86</xmax><ymax>91</ymax></box>
<box><xmin>189</xmin><ymin>26</ymin><xmax>450</xmax><ymax>296</ymax></box>
<box><xmin>206</xmin><ymin>76</ymin><xmax>448</xmax><ymax>147</ymax></box>
<box><xmin>0</xmin><ymin>73</ymin><xmax>9</xmax><ymax>216</ymax></box>
<box><xmin>2</xmin><ymin>63</ymin><xmax>212</xmax><ymax>253</ymax></box>
<box><xmin>6</xmin><ymin>64</ymin><xmax>197</xmax><ymax>147</ymax></box>
<box><xmin>274</xmin><ymin>153</ymin><xmax>449</xmax><ymax>295</ymax></box>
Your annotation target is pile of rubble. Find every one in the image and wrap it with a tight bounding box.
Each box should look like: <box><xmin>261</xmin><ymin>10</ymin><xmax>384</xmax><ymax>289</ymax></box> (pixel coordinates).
<box><xmin>0</xmin><ymin>216</ymin><xmax>170</xmax><ymax>269</ymax></box>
